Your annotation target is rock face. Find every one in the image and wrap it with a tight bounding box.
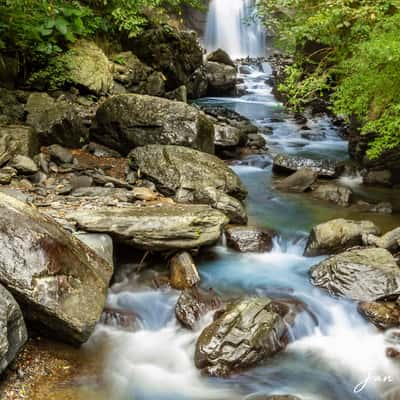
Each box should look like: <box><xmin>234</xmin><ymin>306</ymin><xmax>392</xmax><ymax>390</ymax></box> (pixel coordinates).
<box><xmin>195</xmin><ymin>297</ymin><xmax>287</xmax><ymax>377</ymax></box>
<box><xmin>129</xmin><ymin>145</ymin><xmax>246</xmax><ymax>199</ymax></box>
<box><xmin>358</xmin><ymin>301</ymin><xmax>400</xmax><ymax>329</ymax></box>
<box><xmin>310</xmin><ymin>248</ymin><xmax>400</xmax><ymax>301</ymax></box>
<box><xmin>0</xmin><ymin>284</ymin><xmax>28</xmax><ymax>374</ymax></box>
<box><xmin>175</xmin><ymin>287</ymin><xmax>221</xmax><ymax>329</ymax></box>
<box><xmin>312</xmin><ymin>184</ymin><xmax>352</xmax><ymax>207</ymax></box>
<box><xmin>304</xmin><ymin>218</ymin><xmax>380</xmax><ymax>257</ymax></box>
<box><xmin>170</xmin><ymin>252</ymin><xmax>200</xmax><ymax>290</ymax></box>
<box><xmin>225</xmin><ymin>225</ymin><xmax>275</xmax><ymax>253</ymax></box>
<box><xmin>206</xmin><ymin>49</ymin><xmax>235</xmax><ymax>67</ymax></box>
<box><xmin>92</xmin><ymin>94</ymin><xmax>214</xmax><ymax>155</ymax></box>
<box><xmin>275</xmin><ymin>169</ymin><xmax>318</xmax><ymax>193</ymax></box>
<box><xmin>26</xmin><ymin>93</ymin><xmax>88</xmax><ymax>148</ymax></box>
<box><xmin>187</xmin><ymin>66</ymin><xmax>209</xmax><ymax>99</ymax></box>
<box><xmin>273</xmin><ymin>154</ymin><xmax>338</xmax><ymax>178</ymax></box>
<box><xmin>0</xmin><ymin>125</ymin><xmax>38</xmax><ymax>163</ymax></box>
<box><xmin>124</xmin><ymin>27</ymin><xmax>203</xmax><ymax>90</ymax></box>
<box><xmin>205</xmin><ymin>61</ymin><xmax>237</xmax><ymax>96</ymax></box>
<box><xmin>0</xmin><ymin>193</ymin><xmax>113</xmax><ymax>344</ymax></box>
<box><xmin>69</xmin><ymin>203</ymin><xmax>228</xmax><ymax>251</ymax></box>
<box><xmin>67</xmin><ymin>40</ymin><xmax>114</xmax><ymax>95</ymax></box>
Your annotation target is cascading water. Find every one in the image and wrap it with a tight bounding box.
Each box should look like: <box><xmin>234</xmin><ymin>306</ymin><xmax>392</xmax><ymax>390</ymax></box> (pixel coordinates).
<box><xmin>204</xmin><ymin>0</ymin><xmax>266</xmax><ymax>58</ymax></box>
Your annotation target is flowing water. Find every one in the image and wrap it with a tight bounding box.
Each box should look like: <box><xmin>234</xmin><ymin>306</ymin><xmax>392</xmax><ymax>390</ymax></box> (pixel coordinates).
<box><xmin>204</xmin><ymin>0</ymin><xmax>266</xmax><ymax>58</ymax></box>
<box><xmin>76</xmin><ymin>61</ymin><xmax>400</xmax><ymax>400</ymax></box>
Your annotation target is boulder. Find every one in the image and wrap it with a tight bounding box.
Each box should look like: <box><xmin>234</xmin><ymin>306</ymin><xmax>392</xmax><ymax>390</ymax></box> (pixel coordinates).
<box><xmin>304</xmin><ymin>218</ymin><xmax>380</xmax><ymax>257</ymax></box>
<box><xmin>312</xmin><ymin>183</ymin><xmax>352</xmax><ymax>207</ymax></box>
<box><xmin>358</xmin><ymin>301</ymin><xmax>400</xmax><ymax>330</ymax></box>
<box><xmin>91</xmin><ymin>94</ymin><xmax>214</xmax><ymax>155</ymax></box>
<box><xmin>225</xmin><ymin>225</ymin><xmax>275</xmax><ymax>253</ymax></box>
<box><xmin>74</xmin><ymin>232</ymin><xmax>114</xmax><ymax>267</ymax></box>
<box><xmin>47</xmin><ymin>144</ymin><xmax>74</xmax><ymax>164</ymax></box>
<box><xmin>0</xmin><ymin>193</ymin><xmax>113</xmax><ymax>344</ymax></box>
<box><xmin>9</xmin><ymin>155</ymin><xmax>38</xmax><ymax>174</ymax></box>
<box><xmin>195</xmin><ymin>297</ymin><xmax>287</xmax><ymax>376</ymax></box>
<box><xmin>0</xmin><ymin>167</ymin><xmax>17</xmax><ymax>184</ymax></box>
<box><xmin>194</xmin><ymin>186</ymin><xmax>247</xmax><ymax>224</ymax></box>
<box><xmin>214</xmin><ymin>124</ymin><xmax>243</xmax><ymax>147</ymax></box>
<box><xmin>175</xmin><ymin>287</ymin><xmax>221</xmax><ymax>329</ymax></box>
<box><xmin>0</xmin><ymin>125</ymin><xmax>39</xmax><ymax>164</ymax></box>
<box><xmin>124</xmin><ymin>27</ymin><xmax>203</xmax><ymax>90</ymax></box>
<box><xmin>247</xmin><ymin>134</ymin><xmax>266</xmax><ymax>149</ymax></box>
<box><xmin>205</xmin><ymin>62</ymin><xmax>237</xmax><ymax>96</ymax></box>
<box><xmin>0</xmin><ymin>284</ymin><xmax>28</xmax><ymax>374</ymax></box>
<box><xmin>67</xmin><ymin>40</ymin><xmax>114</xmax><ymax>95</ymax></box>
<box><xmin>273</xmin><ymin>154</ymin><xmax>338</xmax><ymax>178</ymax></box>
<box><xmin>363</xmin><ymin>227</ymin><xmax>400</xmax><ymax>252</ymax></box>
<box><xmin>26</xmin><ymin>93</ymin><xmax>88</xmax><ymax>148</ymax></box>
<box><xmin>310</xmin><ymin>248</ymin><xmax>400</xmax><ymax>301</ymax></box>
<box><xmin>68</xmin><ymin>203</ymin><xmax>229</xmax><ymax>251</ymax></box>
<box><xmin>206</xmin><ymin>49</ymin><xmax>235</xmax><ymax>67</ymax></box>
<box><xmin>129</xmin><ymin>145</ymin><xmax>246</xmax><ymax>200</ymax></box>
<box><xmin>170</xmin><ymin>252</ymin><xmax>200</xmax><ymax>290</ymax></box>
<box><xmin>275</xmin><ymin>169</ymin><xmax>317</xmax><ymax>193</ymax></box>
<box><xmin>363</xmin><ymin>170</ymin><xmax>392</xmax><ymax>187</ymax></box>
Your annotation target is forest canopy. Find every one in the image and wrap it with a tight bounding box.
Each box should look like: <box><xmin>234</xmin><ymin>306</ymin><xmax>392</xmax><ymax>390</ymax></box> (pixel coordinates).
<box><xmin>257</xmin><ymin>0</ymin><xmax>400</xmax><ymax>159</ymax></box>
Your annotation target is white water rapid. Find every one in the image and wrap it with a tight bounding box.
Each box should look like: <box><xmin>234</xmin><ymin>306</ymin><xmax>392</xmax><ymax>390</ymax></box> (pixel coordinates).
<box><xmin>204</xmin><ymin>0</ymin><xmax>266</xmax><ymax>58</ymax></box>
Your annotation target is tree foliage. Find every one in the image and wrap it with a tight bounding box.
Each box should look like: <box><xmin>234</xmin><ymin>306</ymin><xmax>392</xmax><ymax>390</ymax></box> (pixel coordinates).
<box><xmin>257</xmin><ymin>0</ymin><xmax>400</xmax><ymax>159</ymax></box>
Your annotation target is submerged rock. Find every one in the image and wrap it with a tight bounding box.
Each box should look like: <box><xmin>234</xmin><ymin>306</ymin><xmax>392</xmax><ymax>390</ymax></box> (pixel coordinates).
<box><xmin>358</xmin><ymin>301</ymin><xmax>400</xmax><ymax>330</ymax></box>
<box><xmin>69</xmin><ymin>203</ymin><xmax>228</xmax><ymax>251</ymax></box>
<box><xmin>0</xmin><ymin>193</ymin><xmax>113</xmax><ymax>344</ymax></box>
<box><xmin>304</xmin><ymin>218</ymin><xmax>380</xmax><ymax>257</ymax></box>
<box><xmin>0</xmin><ymin>283</ymin><xmax>28</xmax><ymax>374</ymax></box>
<box><xmin>275</xmin><ymin>168</ymin><xmax>317</xmax><ymax>193</ymax></box>
<box><xmin>92</xmin><ymin>94</ymin><xmax>214</xmax><ymax>155</ymax></box>
<box><xmin>310</xmin><ymin>248</ymin><xmax>400</xmax><ymax>301</ymax></box>
<box><xmin>312</xmin><ymin>183</ymin><xmax>352</xmax><ymax>207</ymax></box>
<box><xmin>273</xmin><ymin>153</ymin><xmax>338</xmax><ymax>178</ymax></box>
<box><xmin>175</xmin><ymin>287</ymin><xmax>221</xmax><ymax>329</ymax></box>
<box><xmin>195</xmin><ymin>297</ymin><xmax>287</xmax><ymax>377</ymax></box>
<box><xmin>170</xmin><ymin>251</ymin><xmax>200</xmax><ymax>290</ymax></box>
<box><xmin>225</xmin><ymin>225</ymin><xmax>275</xmax><ymax>253</ymax></box>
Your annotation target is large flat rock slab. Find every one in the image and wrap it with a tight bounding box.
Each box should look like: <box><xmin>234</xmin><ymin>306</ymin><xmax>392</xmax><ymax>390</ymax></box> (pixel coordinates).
<box><xmin>68</xmin><ymin>203</ymin><xmax>229</xmax><ymax>251</ymax></box>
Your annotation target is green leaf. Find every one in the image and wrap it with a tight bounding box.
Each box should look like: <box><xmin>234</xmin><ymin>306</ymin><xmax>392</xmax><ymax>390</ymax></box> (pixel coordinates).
<box><xmin>55</xmin><ymin>16</ymin><xmax>68</xmax><ymax>36</ymax></box>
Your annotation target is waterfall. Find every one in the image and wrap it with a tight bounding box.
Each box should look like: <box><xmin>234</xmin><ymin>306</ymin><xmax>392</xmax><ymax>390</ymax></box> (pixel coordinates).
<box><xmin>204</xmin><ymin>0</ymin><xmax>266</xmax><ymax>59</ymax></box>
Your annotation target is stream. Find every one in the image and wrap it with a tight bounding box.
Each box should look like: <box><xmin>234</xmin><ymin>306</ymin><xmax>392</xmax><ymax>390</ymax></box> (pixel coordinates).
<box><xmin>82</xmin><ymin>61</ymin><xmax>400</xmax><ymax>400</ymax></box>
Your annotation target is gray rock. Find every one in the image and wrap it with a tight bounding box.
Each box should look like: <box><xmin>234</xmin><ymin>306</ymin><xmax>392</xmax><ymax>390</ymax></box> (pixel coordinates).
<box><xmin>312</xmin><ymin>183</ymin><xmax>352</xmax><ymax>207</ymax></box>
<box><xmin>70</xmin><ymin>175</ymin><xmax>93</xmax><ymax>190</ymax></box>
<box><xmin>247</xmin><ymin>133</ymin><xmax>266</xmax><ymax>149</ymax></box>
<box><xmin>214</xmin><ymin>124</ymin><xmax>243</xmax><ymax>147</ymax></box>
<box><xmin>86</xmin><ymin>142</ymin><xmax>122</xmax><ymax>158</ymax></box>
<box><xmin>206</xmin><ymin>62</ymin><xmax>237</xmax><ymax>95</ymax></box>
<box><xmin>129</xmin><ymin>145</ymin><xmax>247</xmax><ymax>201</ymax></box>
<box><xmin>91</xmin><ymin>94</ymin><xmax>214</xmax><ymax>155</ymax></box>
<box><xmin>74</xmin><ymin>232</ymin><xmax>114</xmax><ymax>267</ymax></box>
<box><xmin>273</xmin><ymin>153</ymin><xmax>338</xmax><ymax>178</ymax></box>
<box><xmin>0</xmin><ymin>193</ymin><xmax>113</xmax><ymax>344</ymax></box>
<box><xmin>9</xmin><ymin>155</ymin><xmax>38</xmax><ymax>174</ymax></box>
<box><xmin>170</xmin><ymin>251</ymin><xmax>200</xmax><ymax>290</ymax></box>
<box><xmin>0</xmin><ymin>125</ymin><xmax>39</xmax><ymax>163</ymax></box>
<box><xmin>165</xmin><ymin>85</ymin><xmax>187</xmax><ymax>103</ymax></box>
<box><xmin>363</xmin><ymin>170</ymin><xmax>392</xmax><ymax>187</ymax></box>
<box><xmin>175</xmin><ymin>287</ymin><xmax>221</xmax><ymax>329</ymax></box>
<box><xmin>187</xmin><ymin>66</ymin><xmax>208</xmax><ymax>99</ymax></box>
<box><xmin>370</xmin><ymin>202</ymin><xmax>393</xmax><ymax>214</ymax></box>
<box><xmin>47</xmin><ymin>144</ymin><xmax>74</xmax><ymax>164</ymax></box>
<box><xmin>0</xmin><ymin>283</ymin><xmax>27</xmax><ymax>373</ymax></box>
<box><xmin>310</xmin><ymin>248</ymin><xmax>400</xmax><ymax>301</ymax></box>
<box><xmin>304</xmin><ymin>218</ymin><xmax>380</xmax><ymax>257</ymax></box>
<box><xmin>0</xmin><ymin>167</ymin><xmax>16</xmax><ymax>184</ymax></box>
<box><xmin>363</xmin><ymin>227</ymin><xmax>400</xmax><ymax>252</ymax></box>
<box><xmin>26</xmin><ymin>93</ymin><xmax>88</xmax><ymax>148</ymax></box>
<box><xmin>225</xmin><ymin>225</ymin><xmax>275</xmax><ymax>253</ymax></box>
<box><xmin>195</xmin><ymin>297</ymin><xmax>287</xmax><ymax>376</ymax></box>
<box><xmin>276</xmin><ymin>169</ymin><xmax>318</xmax><ymax>193</ymax></box>
<box><xmin>206</xmin><ymin>49</ymin><xmax>235</xmax><ymax>67</ymax></box>
<box><xmin>68</xmin><ymin>203</ymin><xmax>229</xmax><ymax>251</ymax></box>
